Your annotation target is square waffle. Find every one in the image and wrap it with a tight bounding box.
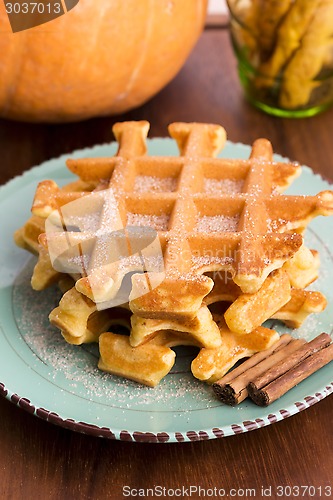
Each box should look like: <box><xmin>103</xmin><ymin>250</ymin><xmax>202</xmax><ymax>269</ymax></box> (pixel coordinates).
<box><xmin>30</xmin><ymin>121</ymin><xmax>333</xmax><ymax>323</ymax></box>
<box><xmin>14</xmin><ymin>120</ymin><xmax>333</xmax><ymax>387</ymax></box>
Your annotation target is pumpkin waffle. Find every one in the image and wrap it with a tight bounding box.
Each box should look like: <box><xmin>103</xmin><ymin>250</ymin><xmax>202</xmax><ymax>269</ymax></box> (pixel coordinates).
<box><xmin>48</xmin><ymin>283</ymin><xmax>326</xmax><ymax>348</ymax></box>
<box><xmin>130</xmin><ymin>287</ymin><xmax>326</xmax><ymax>347</ymax></box>
<box><xmin>207</xmin><ymin>245</ymin><xmax>321</xmax><ymax>334</ymax></box>
<box><xmin>205</xmin><ymin>247</ymin><xmax>320</xmax><ymax>311</ymax></box>
<box><xmin>49</xmin><ymin>286</ymin><xmax>222</xmax><ymax>349</ymax></box>
<box><xmin>49</xmin><ymin>286</ymin><xmax>131</xmax><ymax>345</ymax></box>
<box><xmin>14</xmin><ymin>215</ymin><xmax>45</xmax><ymax>255</ymax></box>
<box><xmin>271</xmin><ymin>289</ymin><xmax>327</xmax><ymax>329</ymax></box>
<box><xmin>15</xmin><ymin>216</ymin><xmax>62</xmax><ymax>290</ymax></box>
<box><xmin>48</xmin><ymin>279</ymin><xmax>326</xmax><ymax>351</ymax></box>
<box><xmin>20</xmin><ymin>227</ymin><xmax>324</xmax><ymax>346</ymax></box>
<box><xmin>30</xmin><ymin>121</ymin><xmax>333</xmax><ymax>323</ymax></box>
<box><xmin>13</xmin><ymin>120</ymin><xmax>333</xmax><ymax>389</ymax></box>
<box><xmin>15</xmin><ymin>179</ymin><xmax>99</xmax><ymax>291</ymax></box>
<box><xmin>191</xmin><ymin>316</ymin><xmax>280</xmax><ymax>384</ymax></box>
<box><xmin>47</xmin><ymin>241</ymin><xmax>325</xmax><ymax>347</ymax></box>
<box><xmin>48</xmin><ymin>280</ymin><xmax>325</xmax><ymax>387</ymax></box>
<box><xmin>98</xmin><ymin>315</ymin><xmax>280</xmax><ymax>387</ymax></box>
<box><xmin>130</xmin><ymin>246</ymin><xmax>323</xmax><ymax>342</ymax></box>
<box><xmin>130</xmin><ymin>305</ymin><xmax>221</xmax><ymax>348</ymax></box>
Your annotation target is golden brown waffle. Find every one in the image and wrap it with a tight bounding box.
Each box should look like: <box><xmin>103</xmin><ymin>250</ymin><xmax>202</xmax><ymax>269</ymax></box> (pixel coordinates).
<box><xmin>46</xmin><ymin>279</ymin><xmax>326</xmax><ymax>386</ymax></box>
<box><xmin>49</xmin><ymin>287</ymin><xmax>131</xmax><ymax>345</ymax></box>
<box><xmin>31</xmin><ymin>179</ymin><xmax>99</xmax><ymax>218</ymax></box>
<box><xmin>130</xmin><ymin>305</ymin><xmax>221</xmax><ymax>348</ymax></box>
<box><xmin>14</xmin><ymin>215</ymin><xmax>45</xmax><ymax>254</ymax></box>
<box><xmin>14</xmin><ymin>216</ymin><xmax>61</xmax><ymax>289</ymax></box>
<box><xmin>206</xmin><ymin>245</ymin><xmax>321</xmax><ymax>333</ymax></box>
<box><xmin>223</xmin><ymin>269</ymin><xmax>291</xmax><ymax>334</ymax></box>
<box><xmin>283</xmin><ymin>246</ymin><xmax>320</xmax><ymax>289</ymax></box>
<box><xmin>35</xmin><ymin>121</ymin><xmax>333</xmax><ymax>323</ymax></box>
<box><xmin>271</xmin><ymin>289</ymin><xmax>327</xmax><ymax>329</ymax></box>
<box><xmin>191</xmin><ymin>317</ymin><xmax>280</xmax><ymax>384</ymax></box>
<box><xmin>13</xmin><ymin>120</ymin><xmax>333</xmax><ymax>389</ymax></box>
<box><xmin>204</xmin><ymin>247</ymin><xmax>318</xmax><ymax>308</ymax></box>
<box><xmin>48</xmin><ymin>281</ymin><xmax>326</xmax><ymax>351</ymax></box>
<box><xmin>130</xmin><ymin>286</ymin><xmax>325</xmax><ymax>347</ymax></box>
<box><xmin>46</xmin><ymin>238</ymin><xmax>324</xmax><ymax>348</ymax></box>
<box><xmin>98</xmin><ymin>316</ymin><xmax>279</xmax><ymax>387</ymax></box>
<box><xmin>16</xmin><ymin>179</ymin><xmax>98</xmax><ymax>291</ymax></box>
<box><xmin>99</xmin><ymin>332</ymin><xmax>179</xmax><ymax>388</ymax></box>
<box><xmin>129</xmin><ymin>287</ymin><xmax>324</xmax><ymax>348</ymax></box>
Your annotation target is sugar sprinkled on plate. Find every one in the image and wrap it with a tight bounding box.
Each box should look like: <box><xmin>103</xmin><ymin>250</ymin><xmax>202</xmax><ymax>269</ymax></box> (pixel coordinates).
<box><xmin>11</xmin><ymin>259</ymin><xmax>215</xmax><ymax>411</ymax></box>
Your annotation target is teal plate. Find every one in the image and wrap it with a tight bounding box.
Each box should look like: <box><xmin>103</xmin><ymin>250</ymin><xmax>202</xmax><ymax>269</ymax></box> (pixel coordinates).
<box><xmin>0</xmin><ymin>139</ymin><xmax>332</xmax><ymax>443</ymax></box>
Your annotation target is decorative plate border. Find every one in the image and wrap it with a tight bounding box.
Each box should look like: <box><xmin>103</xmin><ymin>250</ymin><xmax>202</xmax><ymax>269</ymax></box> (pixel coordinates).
<box><xmin>1</xmin><ymin>380</ymin><xmax>332</xmax><ymax>442</ymax></box>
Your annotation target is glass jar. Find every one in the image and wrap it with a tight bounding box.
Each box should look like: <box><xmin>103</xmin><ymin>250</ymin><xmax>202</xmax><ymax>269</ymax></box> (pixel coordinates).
<box><xmin>226</xmin><ymin>0</ymin><xmax>333</xmax><ymax>118</ymax></box>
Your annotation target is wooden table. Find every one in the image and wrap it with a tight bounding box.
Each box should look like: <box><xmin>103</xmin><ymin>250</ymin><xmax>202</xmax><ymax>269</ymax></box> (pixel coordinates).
<box><xmin>0</xmin><ymin>25</ymin><xmax>332</xmax><ymax>500</ymax></box>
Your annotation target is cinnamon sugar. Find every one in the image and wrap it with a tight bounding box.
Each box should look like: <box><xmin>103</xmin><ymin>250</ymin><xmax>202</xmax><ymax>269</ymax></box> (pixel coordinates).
<box><xmin>134</xmin><ymin>175</ymin><xmax>177</xmax><ymax>193</ymax></box>
<box><xmin>192</xmin><ymin>255</ymin><xmax>234</xmax><ymax>268</ymax></box>
<box><xmin>196</xmin><ymin>215</ymin><xmax>240</xmax><ymax>233</ymax></box>
<box><xmin>127</xmin><ymin>213</ymin><xmax>170</xmax><ymax>231</ymax></box>
<box><xmin>204</xmin><ymin>178</ymin><xmax>244</xmax><ymax>195</ymax></box>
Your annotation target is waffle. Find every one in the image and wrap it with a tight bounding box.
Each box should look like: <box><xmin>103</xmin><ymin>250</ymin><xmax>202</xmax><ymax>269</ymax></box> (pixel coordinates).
<box><xmin>48</xmin><ymin>279</ymin><xmax>326</xmax><ymax>351</ymax></box>
<box><xmin>31</xmin><ymin>179</ymin><xmax>99</xmax><ymax>218</ymax></box>
<box><xmin>130</xmin><ymin>305</ymin><xmax>221</xmax><ymax>348</ymax></box>
<box><xmin>47</xmin><ymin>279</ymin><xmax>325</xmax><ymax>387</ymax></box>
<box><xmin>48</xmin><ymin>282</ymin><xmax>326</xmax><ymax>347</ymax></box>
<box><xmin>192</xmin><ymin>316</ymin><xmax>280</xmax><ymax>384</ymax></box>
<box><xmin>271</xmin><ymin>289</ymin><xmax>327</xmax><ymax>329</ymax></box>
<box><xmin>99</xmin><ymin>316</ymin><xmax>280</xmax><ymax>387</ymax></box>
<box><xmin>131</xmin><ymin>248</ymin><xmax>325</xmax><ymax>344</ymax></box>
<box><xmin>49</xmin><ymin>286</ymin><xmax>131</xmax><ymax>345</ymax></box>
<box><xmin>209</xmin><ymin>245</ymin><xmax>321</xmax><ymax>334</ymax></box>
<box><xmin>33</xmin><ymin>121</ymin><xmax>333</xmax><ymax>324</ymax></box>
<box><xmin>14</xmin><ymin>120</ymin><xmax>333</xmax><ymax>389</ymax></box>
<box><xmin>14</xmin><ymin>215</ymin><xmax>45</xmax><ymax>255</ymax></box>
<box><xmin>47</xmin><ymin>241</ymin><xmax>325</xmax><ymax>348</ymax></box>
<box><xmin>16</xmin><ymin>179</ymin><xmax>98</xmax><ymax>291</ymax></box>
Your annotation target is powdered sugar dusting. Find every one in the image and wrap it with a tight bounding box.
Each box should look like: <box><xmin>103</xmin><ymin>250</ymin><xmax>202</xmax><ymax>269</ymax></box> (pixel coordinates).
<box><xmin>204</xmin><ymin>178</ymin><xmax>244</xmax><ymax>195</ymax></box>
<box><xmin>63</xmin><ymin>211</ymin><xmax>101</xmax><ymax>233</ymax></box>
<box><xmin>266</xmin><ymin>218</ymin><xmax>292</xmax><ymax>232</ymax></box>
<box><xmin>196</xmin><ymin>215</ymin><xmax>240</xmax><ymax>233</ymax></box>
<box><xmin>192</xmin><ymin>255</ymin><xmax>234</xmax><ymax>268</ymax></box>
<box><xmin>134</xmin><ymin>175</ymin><xmax>177</xmax><ymax>193</ymax></box>
<box><xmin>117</xmin><ymin>254</ymin><xmax>164</xmax><ymax>272</ymax></box>
<box><xmin>127</xmin><ymin>213</ymin><xmax>170</xmax><ymax>231</ymax></box>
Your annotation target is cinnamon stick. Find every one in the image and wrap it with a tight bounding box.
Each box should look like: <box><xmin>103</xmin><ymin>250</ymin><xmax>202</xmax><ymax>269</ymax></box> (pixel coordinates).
<box><xmin>212</xmin><ymin>334</ymin><xmax>300</xmax><ymax>405</ymax></box>
<box><xmin>249</xmin><ymin>337</ymin><xmax>333</xmax><ymax>406</ymax></box>
<box><xmin>249</xmin><ymin>333</ymin><xmax>331</xmax><ymax>393</ymax></box>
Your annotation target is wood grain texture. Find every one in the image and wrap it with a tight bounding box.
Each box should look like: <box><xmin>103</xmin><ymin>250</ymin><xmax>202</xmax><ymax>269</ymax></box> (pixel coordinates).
<box><xmin>0</xmin><ymin>28</ymin><xmax>332</xmax><ymax>499</ymax></box>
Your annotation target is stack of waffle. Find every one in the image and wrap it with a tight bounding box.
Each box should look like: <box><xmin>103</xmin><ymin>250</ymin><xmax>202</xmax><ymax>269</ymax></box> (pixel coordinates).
<box><xmin>15</xmin><ymin>121</ymin><xmax>333</xmax><ymax>387</ymax></box>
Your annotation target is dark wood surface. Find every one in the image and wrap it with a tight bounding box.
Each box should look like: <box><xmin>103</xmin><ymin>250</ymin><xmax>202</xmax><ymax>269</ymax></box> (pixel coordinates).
<box><xmin>0</xmin><ymin>28</ymin><xmax>332</xmax><ymax>500</ymax></box>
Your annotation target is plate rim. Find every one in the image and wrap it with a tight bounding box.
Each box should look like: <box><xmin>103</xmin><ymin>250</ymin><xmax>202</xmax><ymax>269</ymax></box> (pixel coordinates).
<box><xmin>1</xmin><ymin>378</ymin><xmax>332</xmax><ymax>442</ymax></box>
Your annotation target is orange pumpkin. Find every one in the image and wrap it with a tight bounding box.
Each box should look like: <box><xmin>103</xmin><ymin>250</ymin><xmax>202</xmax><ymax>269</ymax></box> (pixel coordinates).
<box><xmin>0</xmin><ymin>0</ymin><xmax>207</xmax><ymax>123</ymax></box>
